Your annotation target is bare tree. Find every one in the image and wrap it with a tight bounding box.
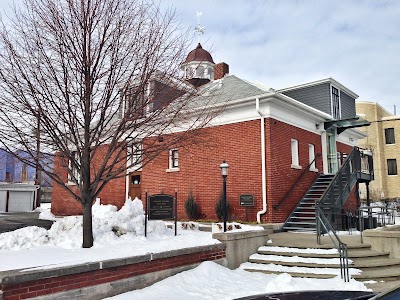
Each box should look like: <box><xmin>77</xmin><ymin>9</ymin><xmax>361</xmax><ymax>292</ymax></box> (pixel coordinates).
<box><xmin>0</xmin><ymin>0</ymin><xmax>218</xmax><ymax>247</ymax></box>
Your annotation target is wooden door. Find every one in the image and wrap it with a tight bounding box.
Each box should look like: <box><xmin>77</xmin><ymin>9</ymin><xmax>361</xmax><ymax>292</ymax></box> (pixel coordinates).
<box><xmin>129</xmin><ymin>172</ymin><xmax>142</xmax><ymax>200</ymax></box>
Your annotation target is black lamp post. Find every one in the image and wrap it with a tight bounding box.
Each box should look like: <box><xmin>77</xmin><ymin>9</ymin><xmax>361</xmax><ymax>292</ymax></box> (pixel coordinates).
<box><xmin>220</xmin><ymin>160</ymin><xmax>229</xmax><ymax>232</ymax></box>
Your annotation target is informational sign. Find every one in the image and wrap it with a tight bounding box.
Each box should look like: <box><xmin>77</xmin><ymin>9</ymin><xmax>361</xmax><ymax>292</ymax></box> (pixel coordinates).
<box><xmin>239</xmin><ymin>194</ymin><xmax>254</xmax><ymax>207</ymax></box>
<box><xmin>148</xmin><ymin>194</ymin><xmax>174</xmax><ymax>220</ymax></box>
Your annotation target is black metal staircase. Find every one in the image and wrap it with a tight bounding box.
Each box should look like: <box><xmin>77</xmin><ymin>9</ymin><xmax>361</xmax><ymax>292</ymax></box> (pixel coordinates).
<box><xmin>282</xmin><ymin>174</ymin><xmax>334</xmax><ymax>231</ymax></box>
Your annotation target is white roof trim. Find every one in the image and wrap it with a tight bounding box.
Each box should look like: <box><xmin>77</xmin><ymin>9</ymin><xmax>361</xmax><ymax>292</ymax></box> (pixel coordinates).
<box><xmin>278</xmin><ymin>77</ymin><xmax>359</xmax><ymax>99</ymax></box>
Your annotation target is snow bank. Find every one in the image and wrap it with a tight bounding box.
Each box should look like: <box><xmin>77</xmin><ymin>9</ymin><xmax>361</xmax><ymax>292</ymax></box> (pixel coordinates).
<box><xmin>0</xmin><ymin>198</ymin><xmax>168</xmax><ymax>251</ymax></box>
<box><xmin>106</xmin><ymin>261</ymin><xmax>370</xmax><ymax>300</ymax></box>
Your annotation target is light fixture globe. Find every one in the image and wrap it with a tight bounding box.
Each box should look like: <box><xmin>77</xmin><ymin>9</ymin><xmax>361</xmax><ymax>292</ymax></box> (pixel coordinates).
<box><xmin>220</xmin><ymin>160</ymin><xmax>229</xmax><ymax>176</ymax></box>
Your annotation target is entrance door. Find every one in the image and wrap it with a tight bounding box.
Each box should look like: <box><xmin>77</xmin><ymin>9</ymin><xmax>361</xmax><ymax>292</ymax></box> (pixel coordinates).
<box><xmin>326</xmin><ymin>128</ymin><xmax>338</xmax><ymax>174</ymax></box>
<box><xmin>129</xmin><ymin>172</ymin><xmax>142</xmax><ymax>200</ymax></box>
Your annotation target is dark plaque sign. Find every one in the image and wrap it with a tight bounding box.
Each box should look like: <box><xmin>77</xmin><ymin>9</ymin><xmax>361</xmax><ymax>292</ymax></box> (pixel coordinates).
<box><xmin>148</xmin><ymin>194</ymin><xmax>174</xmax><ymax>220</ymax></box>
<box><xmin>240</xmin><ymin>194</ymin><xmax>254</xmax><ymax>207</ymax></box>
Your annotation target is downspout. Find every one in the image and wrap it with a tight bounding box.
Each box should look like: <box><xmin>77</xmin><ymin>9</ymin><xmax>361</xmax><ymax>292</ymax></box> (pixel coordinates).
<box><xmin>256</xmin><ymin>98</ymin><xmax>267</xmax><ymax>223</ymax></box>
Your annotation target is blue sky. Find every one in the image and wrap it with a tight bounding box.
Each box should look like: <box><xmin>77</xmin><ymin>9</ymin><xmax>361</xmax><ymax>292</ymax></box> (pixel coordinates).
<box><xmin>1</xmin><ymin>0</ymin><xmax>399</xmax><ymax>113</ymax></box>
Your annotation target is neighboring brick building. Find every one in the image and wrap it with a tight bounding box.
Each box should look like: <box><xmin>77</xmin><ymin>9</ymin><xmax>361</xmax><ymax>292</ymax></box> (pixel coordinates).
<box><xmin>52</xmin><ymin>43</ymin><xmax>369</xmax><ymax>224</ymax></box>
<box><xmin>356</xmin><ymin>101</ymin><xmax>400</xmax><ymax>201</ymax></box>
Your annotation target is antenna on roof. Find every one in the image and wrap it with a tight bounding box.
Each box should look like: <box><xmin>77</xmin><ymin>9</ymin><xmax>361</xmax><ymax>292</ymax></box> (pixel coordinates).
<box><xmin>194</xmin><ymin>11</ymin><xmax>205</xmax><ymax>43</ymax></box>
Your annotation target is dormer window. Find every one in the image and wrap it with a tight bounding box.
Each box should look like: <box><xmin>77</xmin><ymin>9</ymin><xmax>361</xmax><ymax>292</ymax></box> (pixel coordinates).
<box><xmin>331</xmin><ymin>86</ymin><xmax>341</xmax><ymax>119</ymax></box>
<box><xmin>119</xmin><ymin>83</ymin><xmax>151</xmax><ymax>119</ymax></box>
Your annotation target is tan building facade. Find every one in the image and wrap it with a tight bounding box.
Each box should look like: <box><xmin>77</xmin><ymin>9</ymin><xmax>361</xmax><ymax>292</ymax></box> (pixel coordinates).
<box><xmin>356</xmin><ymin>101</ymin><xmax>400</xmax><ymax>201</ymax></box>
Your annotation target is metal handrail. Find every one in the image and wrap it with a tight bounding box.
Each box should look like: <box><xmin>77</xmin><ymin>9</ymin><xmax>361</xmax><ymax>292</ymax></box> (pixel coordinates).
<box><xmin>317</xmin><ymin>147</ymin><xmax>360</xmax><ymax>227</ymax></box>
<box><xmin>273</xmin><ymin>153</ymin><xmax>321</xmax><ymax>210</ymax></box>
<box><xmin>315</xmin><ymin>148</ymin><xmax>361</xmax><ymax>282</ymax></box>
<box><xmin>316</xmin><ymin>206</ymin><xmax>350</xmax><ymax>282</ymax></box>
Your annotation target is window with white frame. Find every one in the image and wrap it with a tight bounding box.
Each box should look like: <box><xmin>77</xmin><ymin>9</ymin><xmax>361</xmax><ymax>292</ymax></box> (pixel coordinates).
<box><xmin>169</xmin><ymin>149</ymin><xmax>179</xmax><ymax>169</ymax></box>
<box><xmin>308</xmin><ymin>144</ymin><xmax>316</xmax><ymax>170</ymax></box>
<box><xmin>127</xmin><ymin>143</ymin><xmax>142</xmax><ymax>170</ymax></box>
<box><xmin>291</xmin><ymin>139</ymin><xmax>299</xmax><ymax>167</ymax></box>
<box><xmin>331</xmin><ymin>86</ymin><xmax>340</xmax><ymax>119</ymax></box>
<box><xmin>68</xmin><ymin>151</ymin><xmax>80</xmax><ymax>184</ymax></box>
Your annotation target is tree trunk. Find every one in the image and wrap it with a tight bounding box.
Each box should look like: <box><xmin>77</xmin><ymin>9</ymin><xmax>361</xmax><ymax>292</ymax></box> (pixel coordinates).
<box><xmin>82</xmin><ymin>200</ymin><xmax>94</xmax><ymax>248</ymax></box>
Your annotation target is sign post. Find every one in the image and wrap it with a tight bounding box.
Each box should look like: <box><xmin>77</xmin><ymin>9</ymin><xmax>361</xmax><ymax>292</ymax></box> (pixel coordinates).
<box><xmin>145</xmin><ymin>194</ymin><xmax>177</xmax><ymax>236</ymax></box>
<box><xmin>239</xmin><ymin>194</ymin><xmax>254</xmax><ymax>222</ymax></box>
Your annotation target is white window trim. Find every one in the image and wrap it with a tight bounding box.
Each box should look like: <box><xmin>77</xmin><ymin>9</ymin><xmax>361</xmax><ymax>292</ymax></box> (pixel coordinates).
<box><xmin>291</xmin><ymin>139</ymin><xmax>301</xmax><ymax>169</ymax></box>
<box><xmin>330</xmin><ymin>84</ymin><xmax>342</xmax><ymax>120</ymax></box>
<box><xmin>308</xmin><ymin>144</ymin><xmax>318</xmax><ymax>172</ymax></box>
<box><xmin>127</xmin><ymin>143</ymin><xmax>142</xmax><ymax>172</ymax></box>
<box><xmin>67</xmin><ymin>151</ymin><xmax>80</xmax><ymax>185</ymax></box>
<box><xmin>166</xmin><ymin>148</ymin><xmax>179</xmax><ymax>172</ymax></box>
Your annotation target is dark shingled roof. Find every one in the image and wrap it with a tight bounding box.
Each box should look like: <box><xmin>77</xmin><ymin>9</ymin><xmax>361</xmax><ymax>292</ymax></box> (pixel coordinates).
<box><xmin>184</xmin><ymin>43</ymin><xmax>215</xmax><ymax>64</ymax></box>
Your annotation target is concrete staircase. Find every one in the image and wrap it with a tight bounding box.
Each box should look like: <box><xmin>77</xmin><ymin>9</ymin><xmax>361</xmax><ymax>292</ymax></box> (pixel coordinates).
<box><xmin>240</xmin><ymin>232</ymin><xmax>400</xmax><ymax>292</ymax></box>
<box><xmin>282</xmin><ymin>174</ymin><xmax>334</xmax><ymax>232</ymax></box>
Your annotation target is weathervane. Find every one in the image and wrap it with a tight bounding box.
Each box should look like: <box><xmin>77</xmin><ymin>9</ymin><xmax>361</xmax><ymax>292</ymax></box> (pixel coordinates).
<box><xmin>194</xmin><ymin>11</ymin><xmax>205</xmax><ymax>43</ymax></box>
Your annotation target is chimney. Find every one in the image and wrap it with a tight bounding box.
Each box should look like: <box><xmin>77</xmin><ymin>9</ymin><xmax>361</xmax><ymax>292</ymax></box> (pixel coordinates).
<box><xmin>214</xmin><ymin>62</ymin><xmax>229</xmax><ymax>80</ymax></box>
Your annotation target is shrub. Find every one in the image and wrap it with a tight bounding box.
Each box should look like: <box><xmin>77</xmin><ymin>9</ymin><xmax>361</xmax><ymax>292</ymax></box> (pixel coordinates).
<box><xmin>215</xmin><ymin>192</ymin><xmax>229</xmax><ymax>221</ymax></box>
<box><xmin>184</xmin><ymin>191</ymin><xmax>199</xmax><ymax>220</ymax></box>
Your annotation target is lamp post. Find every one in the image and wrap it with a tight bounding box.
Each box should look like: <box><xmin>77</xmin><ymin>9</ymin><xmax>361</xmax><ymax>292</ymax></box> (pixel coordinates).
<box><xmin>220</xmin><ymin>160</ymin><xmax>229</xmax><ymax>232</ymax></box>
<box><xmin>35</xmin><ymin>107</ymin><xmax>41</xmax><ymax>208</ymax></box>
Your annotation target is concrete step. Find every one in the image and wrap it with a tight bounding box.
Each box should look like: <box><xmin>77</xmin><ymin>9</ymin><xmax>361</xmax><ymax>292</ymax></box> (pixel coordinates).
<box><xmin>241</xmin><ymin>262</ymin><xmax>360</xmax><ymax>279</ymax></box>
<box><xmin>243</xmin><ymin>268</ymin><xmax>337</xmax><ymax>279</ymax></box>
<box><xmin>353</xmin><ymin>266</ymin><xmax>400</xmax><ymax>281</ymax></box>
<box><xmin>249</xmin><ymin>254</ymin><xmax>346</xmax><ymax>268</ymax></box>
<box><xmin>352</xmin><ymin>257</ymin><xmax>400</xmax><ymax>268</ymax></box>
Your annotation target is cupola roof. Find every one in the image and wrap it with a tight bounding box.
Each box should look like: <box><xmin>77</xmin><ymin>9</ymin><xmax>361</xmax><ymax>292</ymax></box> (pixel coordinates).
<box><xmin>184</xmin><ymin>43</ymin><xmax>214</xmax><ymax>64</ymax></box>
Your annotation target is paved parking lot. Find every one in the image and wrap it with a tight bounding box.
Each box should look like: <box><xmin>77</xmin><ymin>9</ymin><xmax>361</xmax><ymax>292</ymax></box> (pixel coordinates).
<box><xmin>0</xmin><ymin>212</ymin><xmax>54</xmax><ymax>233</ymax></box>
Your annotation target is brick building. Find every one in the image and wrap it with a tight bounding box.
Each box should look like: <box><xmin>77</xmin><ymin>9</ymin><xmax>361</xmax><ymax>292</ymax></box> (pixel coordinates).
<box><xmin>52</xmin><ymin>43</ymin><xmax>371</xmax><ymax>226</ymax></box>
<box><xmin>356</xmin><ymin>101</ymin><xmax>400</xmax><ymax>201</ymax></box>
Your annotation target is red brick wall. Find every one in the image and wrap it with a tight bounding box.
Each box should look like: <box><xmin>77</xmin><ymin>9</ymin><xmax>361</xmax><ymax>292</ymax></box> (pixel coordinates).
<box><xmin>142</xmin><ymin>120</ymin><xmax>263</xmax><ymax>221</ymax></box>
<box><xmin>51</xmin><ymin>145</ymin><xmax>126</xmax><ymax>216</ymax></box>
<box><xmin>142</xmin><ymin>118</ymin><xmax>324</xmax><ymax>223</ymax></box>
<box><xmin>265</xmin><ymin>119</ymin><xmax>323</xmax><ymax>223</ymax></box>
<box><xmin>1</xmin><ymin>248</ymin><xmax>225</xmax><ymax>300</ymax></box>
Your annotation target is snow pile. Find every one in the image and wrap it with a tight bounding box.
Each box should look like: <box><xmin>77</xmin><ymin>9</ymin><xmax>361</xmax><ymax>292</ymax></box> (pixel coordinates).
<box><xmin>0</xmin><ymin>198</ymin><xmax>168</xmax><ymax>251</ymax></box>
<box><xmin>107</xmin><ymin>261</ymin><xmax>370</xmax><ymax>300</ymax></box>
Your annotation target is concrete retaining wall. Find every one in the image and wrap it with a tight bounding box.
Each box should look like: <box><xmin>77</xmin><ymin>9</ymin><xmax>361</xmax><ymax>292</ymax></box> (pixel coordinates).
<box><xmin>213</xmin><ymin>229</ymin><xmax>271</xmax><ymax>269</ymax></box>
<box><xmin>363</xmin><ymin>226</ymin><xmax>400</xmax><ymax>258</ymax></box>
<box><xmin>0</xmin><ymin>244</ymin><xmax>226</xmax><ymax>300</ymax></box>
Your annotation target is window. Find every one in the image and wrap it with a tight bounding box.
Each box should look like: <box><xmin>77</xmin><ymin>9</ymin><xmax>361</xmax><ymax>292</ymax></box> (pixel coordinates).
<box><xmin>21</xmin><ymin>164</ymin><xmax>27</xmax><ymax>182</ymax></box>
<box><xmin>291</xmin><ymin>139</ymin><xmax>300</xmax><ymax>168</ymax></box>
<box><xmin>169</xmin><ymin>149</ymin><xmax>179</xmax><ymax>169</ymax></box>
<box><xmin>68</xmin><ymin>151</ymin><xmax>81</xmax><ymax>183</ymax></box>
<box><xmin>385</xmin><ymin>128</ymin><xmax>395</xmax><ymax>144</ymax></box>
<box><xmin>127</xmin><ymin>143</ymin><xmax>142</xmax><ymax>170</ymax></box>
<box><xmin>5</xmin><ymin>172</ymin><xmax>11</xmax><ymax>182</ymax></box>
<box><xmin>308</xmin><ymin>144</ymin><xmax>316</xmax><ymax>170</ymax></box>
<box><xmin>331</xmin><ymin>86</ymin><xmax>340</xmax><ymax>119</ymax></box>
<box><xmin>119</xmin><ymin>83</ymin><xmax>150</xmax><ymax>118</ymax></box>
<box><xmin>387</xmin><ymin>159</ymin><xmax>397</xmax><ymax>175</ymax></box>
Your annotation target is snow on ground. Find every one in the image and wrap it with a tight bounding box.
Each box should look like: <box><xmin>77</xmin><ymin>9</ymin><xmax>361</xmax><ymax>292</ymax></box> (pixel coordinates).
<box><xmin>249</xmin><ymin>253</ymin><xmax>352</xmax><ymax>265</ymax></box>
<box><xmin>240</xmin><ymin>262</ymin><xmax>361</xmax><ymax>276</ymax></box>
<box><xmin>0</xmin><ymin>199</ymin><xmax>378</xmax><ymax>299</ymax></box>
<box><xmin>0</xmin><ymin>198</ymin><xmax>220</xmax><ymax>271</ymax></box>
<box><xmin>259</xmin><ymin>246</ymin><xmax>339</xmax><ymax>254</ymax></box>
<box><xmin>105</xmin><ymin>261</ymin><xmax>370</xmax><ymax>300</ymax></box>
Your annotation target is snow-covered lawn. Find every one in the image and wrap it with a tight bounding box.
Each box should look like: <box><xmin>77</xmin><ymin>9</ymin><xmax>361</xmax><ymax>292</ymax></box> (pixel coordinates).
<box><xmin>0</xmin><ymin>199</ymin><xmax>221</xmax><ymax>271</ymax></box>
<box><xmin>1</xmin><ymin>199</ymin><xmax>387</xmax><ymax>299</ymax></box>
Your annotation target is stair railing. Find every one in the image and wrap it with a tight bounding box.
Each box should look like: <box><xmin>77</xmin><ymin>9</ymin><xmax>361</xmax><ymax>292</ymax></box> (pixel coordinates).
<box><xmin>315</xmin><ymin>147</ymin><xmax>363</xmax><ymax>282</ymax></box>
<box><xmin>316</xmin><ymin>147</ymin><xmax>361</xmax><ymax>232</ymax></box>
<box><xmin>316</xmin><ymin>207</ymin><xmax>350</xmax><ymax>282</ymax></box>
<box><xmin>273</xmin><ymin>153</ymin><xmax>321</xmax><ymax>210</ymax></box>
